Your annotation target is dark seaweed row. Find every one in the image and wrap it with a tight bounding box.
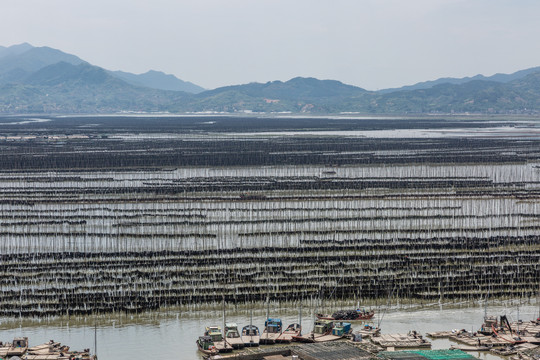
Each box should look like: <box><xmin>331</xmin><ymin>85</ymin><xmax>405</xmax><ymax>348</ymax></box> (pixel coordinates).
<box><xmin>0</xmin><ymin>235</ymin><xmax>538</xmax><ymax>317</ymax></box>
<box><xmin>1</xmin><ymin>134</ymin><xmax>539</xmax><ymax>170</ymax></box>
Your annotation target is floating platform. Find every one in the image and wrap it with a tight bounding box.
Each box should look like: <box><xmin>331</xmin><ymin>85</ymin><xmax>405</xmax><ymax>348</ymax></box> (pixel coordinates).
<box><xmin>491</xmin><ymin>342</ymin><xmax>538</xmax><ymax>356</ymax></box>
<box><xmin>426</xmin><ymin>331</ymin><xmax>454</xmax><ymax>339</ymax></box>
<box><xmin>449</xmin><ymin>333</ymin><xmax>508</xmax><ymax>347</ymax></box>
<box><xmin>510</xmin><ymin>344</ymin><xmax>540</xmax><ymax>360</ymax></box>
<box><xmin>511</xmin><ymin>321</ymin><xmax>540</xmax><ymax>336</ymax></box>
<box><xmin>0</xmin><ymin>338</ymin><xmax>94</xmax><ymax>360</ymax></box>
<box><xmin>371</xmin><ymin>332</ymin><xmax>431</xmax><ymax>349</ymax></box>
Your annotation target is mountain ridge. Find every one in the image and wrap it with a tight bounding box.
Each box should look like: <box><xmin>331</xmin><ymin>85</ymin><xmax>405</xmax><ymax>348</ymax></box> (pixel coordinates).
<box><xmin>0</xmin><ymin>61</ymin><xmax>190</xmax><ymax>114</ymax></box>
<box><xmin>378</xmin><ymin>66</ymin><xmax>540</xmax><ymax>93</ymax></box>
<box><xmin>0</xmin><ymin>43</ymin><xmax>204</xmax><ymax>94</ymax></box>
<box><xmin>109</xmin><ymin>69</ymin><xmax>205</xmax><ymax>94</ymax></box>
<box><xmin>1</xmin><ymin>43</ymin><xmax>540</xmax><ymax>114</ymax></box>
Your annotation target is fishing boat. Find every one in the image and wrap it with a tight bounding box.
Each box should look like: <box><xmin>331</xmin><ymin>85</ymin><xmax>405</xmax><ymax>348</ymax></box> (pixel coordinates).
<box><xmin>293</xmin><ymin>319</ymin><xmax>334</xmax><ymax>343</ymax></box>
<box><xmin>224</xmin><ymin>323</ymin><xmax>244</xmax><ymax>349</ymax></box>
<box><xmin>0</xmin><ymin>343</ymin><xmax>9</xmax><ymax>358</ymax></box>
<box><xmin>196</xmin><ymin>336</ymin><xmax>218</xmax><ymax>356</ymax></box>
<box><xmin>204</xmin><ymin>326</ymin><xmax>233</xmax><ymax>353</ymax></box>
<box><xmin>260</xmin><ymin>318</ymin><xmax>283</xmax><ymax>345</ymax></box>
<box><xmin>6</xmin><ymin>337</ymin><xmax>28</xmax><ymax>357</ymax></box>
<box><xmin>357</xmin><ymin>323</ymin><xmax>381</xmax><ymax>337</ymax></box>
<box><xmin>332</xmin><ymin>322</ymin><xmax>352</xmax><ymax>338</ymax></box>
<box><xmin>316</xmin><ymin>309</ymin><xmax>374</xmax><ymax>321</ymax></box>
<box><xmin>478</xmin><ymin>315</ymin><xmax>499</xmax><ymax>335</ymax></box>
<box><xmin>276</xmin><ymin>323</ymin><xmax>302</xmax><ymax>343</ymax></box>
<box><xmin>241</xmin><ymin>325</ymin><xmax>260</xmax><ymax>347</ymax></box>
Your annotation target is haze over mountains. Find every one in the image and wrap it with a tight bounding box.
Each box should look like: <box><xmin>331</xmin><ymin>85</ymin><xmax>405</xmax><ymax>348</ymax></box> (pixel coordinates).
<box><xmin>1</xmin><ymin>43</ymin><xmax>540</xmax><ymax>114</ymax></box>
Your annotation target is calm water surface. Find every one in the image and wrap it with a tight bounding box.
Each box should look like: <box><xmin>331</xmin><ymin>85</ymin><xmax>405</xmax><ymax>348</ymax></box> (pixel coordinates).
<box><xmin>0</xmin><ymin>301</ymin><xmax>538</xmax><ymax>360</ymax></box>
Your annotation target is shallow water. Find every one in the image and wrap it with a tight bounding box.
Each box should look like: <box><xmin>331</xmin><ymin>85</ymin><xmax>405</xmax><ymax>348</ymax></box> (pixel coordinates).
<box><xmin>0</xmin><ymin>301</ymin><xmax>538</xmax><ymax>360</ymax></box>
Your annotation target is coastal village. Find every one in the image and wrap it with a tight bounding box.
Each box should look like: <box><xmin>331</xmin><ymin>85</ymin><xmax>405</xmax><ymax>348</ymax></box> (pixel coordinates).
<box><xmin>195</xmin><ymin>309</ymin><xmax>540</xmax><ymax>360</ymax></box>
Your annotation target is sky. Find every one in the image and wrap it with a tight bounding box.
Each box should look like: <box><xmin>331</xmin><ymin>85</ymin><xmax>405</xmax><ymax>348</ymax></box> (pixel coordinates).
<box><xmin>1</xmin><ymin>0</ymin><xmax>540</xmax><ymax>90</ymax></box>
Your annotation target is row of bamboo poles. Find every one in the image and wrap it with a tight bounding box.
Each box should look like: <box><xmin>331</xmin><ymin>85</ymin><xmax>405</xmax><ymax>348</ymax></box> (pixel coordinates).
<box><xmin>0</xmin><ymin>159</ymin><xmax>539</xmax><ymax>316</ymax></box>
<box><xmin>1</xmin><ymin>125</ymin><xmax>540</xmax><ymax>317</ymax></box>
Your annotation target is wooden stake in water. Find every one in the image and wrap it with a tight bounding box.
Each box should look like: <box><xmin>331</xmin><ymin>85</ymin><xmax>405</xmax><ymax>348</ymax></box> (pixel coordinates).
<box><xmin>266</xmin><ymin>294</ymin><xmax>270</xmax><ymax>321</ymax></box>
<box><xmin>223</xmin><ymin>296</ymin><xmax>226</xmax><ymax>339</ymax></box>
<box><xmin>94</xmin><ymin>320</ymin><xmax>97</xmax><ymax>358</ymax></box>
<box><xmin>299</xmin><ymin>303</ymin><xmax>302</xmax><ymax>335</ymax></box>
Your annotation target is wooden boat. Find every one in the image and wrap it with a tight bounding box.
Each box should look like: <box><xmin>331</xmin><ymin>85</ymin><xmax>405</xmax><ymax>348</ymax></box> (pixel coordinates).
<box><xmin>451</xmin><ymin>344</ymin><xmax>493</xmax><ymax>351</ymax></box>
<box><xmin>260</xmin><ymin>318</ymin><xmax>282</xmax><ymax>345</ymax></box>
<box><xmin>276</xmin><ymin>323</ymin><xmax>301</xmax><ymax>343</ymax></box>
<box><xmin>224</xmin><ymin>323</ymin><xmax>244</xmax><ymax>349</ymax></box>
<box><xmin>293</xmin><ymin>319</ymin><xmax>334</xmax><ymax>343</ymax></box>
<box><xmin>478</xmin><ymin>315</ymin><xmax>499</xmax><ymax>335</ymax></box>
<box><xmin>196</xmin><ymin>336</ymin><xmax>218</xmax><ymax>356</ymax></box>
<box><xmin>0</xmin><ymin>344</ymin><xmax>9</xmax><ymax>358</ymax></box>
<box><xmin>28</xmin><ymin>340</ymin><xmax>62</xmax><ymax>355</ymax></box>
<box><xmin>6</xmin><ymin>337</ymin><xmax>29</xmax><ymax>357</ymax></box>
<box><xmin>316</xmin><ymin>309</ymin><xmax>374</xmax><ymax>321</ymax></box>
<box><xmin>332</xmin><ymin>322</ymin><xmax>352</xmax><ymax>338</ymax></box>
<box><xmin>204</xmin><ymin>326</ymin><xmax>233</xmax><ymax>353</ymax></box>
<box><xmin>241</xmin><ymin>325</ymin><xmax>260</xmax><ymax>347</ymax></box>
<box><xmin>357</xmin><ymin>324</ymin><xmax>381</xmax><ymax>337</ymax></box>
<box><xmin>26</xmin><ymin>340</ymin><xmax>71</xmax><ymax>360</ymax></box>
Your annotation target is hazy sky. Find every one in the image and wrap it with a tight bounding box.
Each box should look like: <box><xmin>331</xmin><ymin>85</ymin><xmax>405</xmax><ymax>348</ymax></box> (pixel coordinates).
<box><xmin>2</xmin><ymin>0</ymin><xmax>540</xmax><ymax>90</ymax></box>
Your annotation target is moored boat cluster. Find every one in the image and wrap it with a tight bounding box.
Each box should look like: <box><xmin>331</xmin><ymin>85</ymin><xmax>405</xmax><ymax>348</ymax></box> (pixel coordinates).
<box><xmin>0</xmin><ymin>338</ymin><xmax>96</xmax><ymax>360</ymax></box>
<box><xmin>197</xmin><ymin>311</ymin><xmax>540</xmax><ymax>359</ymax></box>
<box><xmin>196</xmin><ymin>308</ymin><xmax>371</xmax><ymax>356</ymax></box>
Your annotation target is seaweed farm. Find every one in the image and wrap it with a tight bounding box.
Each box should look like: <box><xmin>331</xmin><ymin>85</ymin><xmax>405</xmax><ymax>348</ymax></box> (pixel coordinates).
<box><xmin>1</xmin><ymin>115</ymin><xmax>540</xmax><ymax>318</ymax></box>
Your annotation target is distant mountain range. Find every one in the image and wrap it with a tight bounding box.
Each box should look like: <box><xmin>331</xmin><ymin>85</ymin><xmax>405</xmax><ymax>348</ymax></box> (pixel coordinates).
<box><xmin>0</xmin><ymin>43</ymin><xmax>204</xmax><ymax>93</ymax></box>
<box><xmin>1</xmin><ymin>43</ymin><xmax>540</xmax><ymax>114</ymax></box>
<box><xmin>378</xmin><ymin>66</ymin><xmax>540</xmax><ymax>93</ymax></box>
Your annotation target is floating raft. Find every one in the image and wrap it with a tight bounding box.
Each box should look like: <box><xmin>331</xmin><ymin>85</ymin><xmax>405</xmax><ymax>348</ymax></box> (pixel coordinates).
<box><xmin>426</xmin><ymin>332</ymin><xmax>453</xmax><ymax>339</ymax></box>
<box><xmin>378</xmin><ymin>350</ymin><xmax>475</xmax><ymax>360</ymax></box>
<box><xmin>510</xmin><ymin>344</ymin><xmax>540</xmax><ymax>360</ymax></box>
<box><xmin>448</xmin><ymin>333</ymin><xmax>508</xmax><ymax>347</ymax></box>
<box><xmin>371</xmin><ymin>333</ymin><xmax>431</xmax><ymax>348</ymax></box>
<box><xmin>512</xmin><ymin>321</ymin><xmax>540</xmax><ymax>336</ymax></box>
<box><xmin>26</xmin><ymin>355</ymin><xmax>69</xmax><ymax>360</ymax></box>
<box><xmin>491</xmin><ymin>343</ymin><xmax>538</xmax><ymax>356</ymax></box>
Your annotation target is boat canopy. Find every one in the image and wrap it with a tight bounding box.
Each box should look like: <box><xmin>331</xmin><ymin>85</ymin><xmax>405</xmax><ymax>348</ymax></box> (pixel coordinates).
<box><xmin>265</xmin><ymin>318</ymin><xmax>282</xmax><ymax>325</ymax></box>
<box><xmin>242</xmin><ymin>325</ymin><xmax>260</xmax><ymax>335</ymax></box>
<box><xmin>265</xmin><ymin>318</ymin><xmax>283</xmax><ymax>333</ymax></box>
